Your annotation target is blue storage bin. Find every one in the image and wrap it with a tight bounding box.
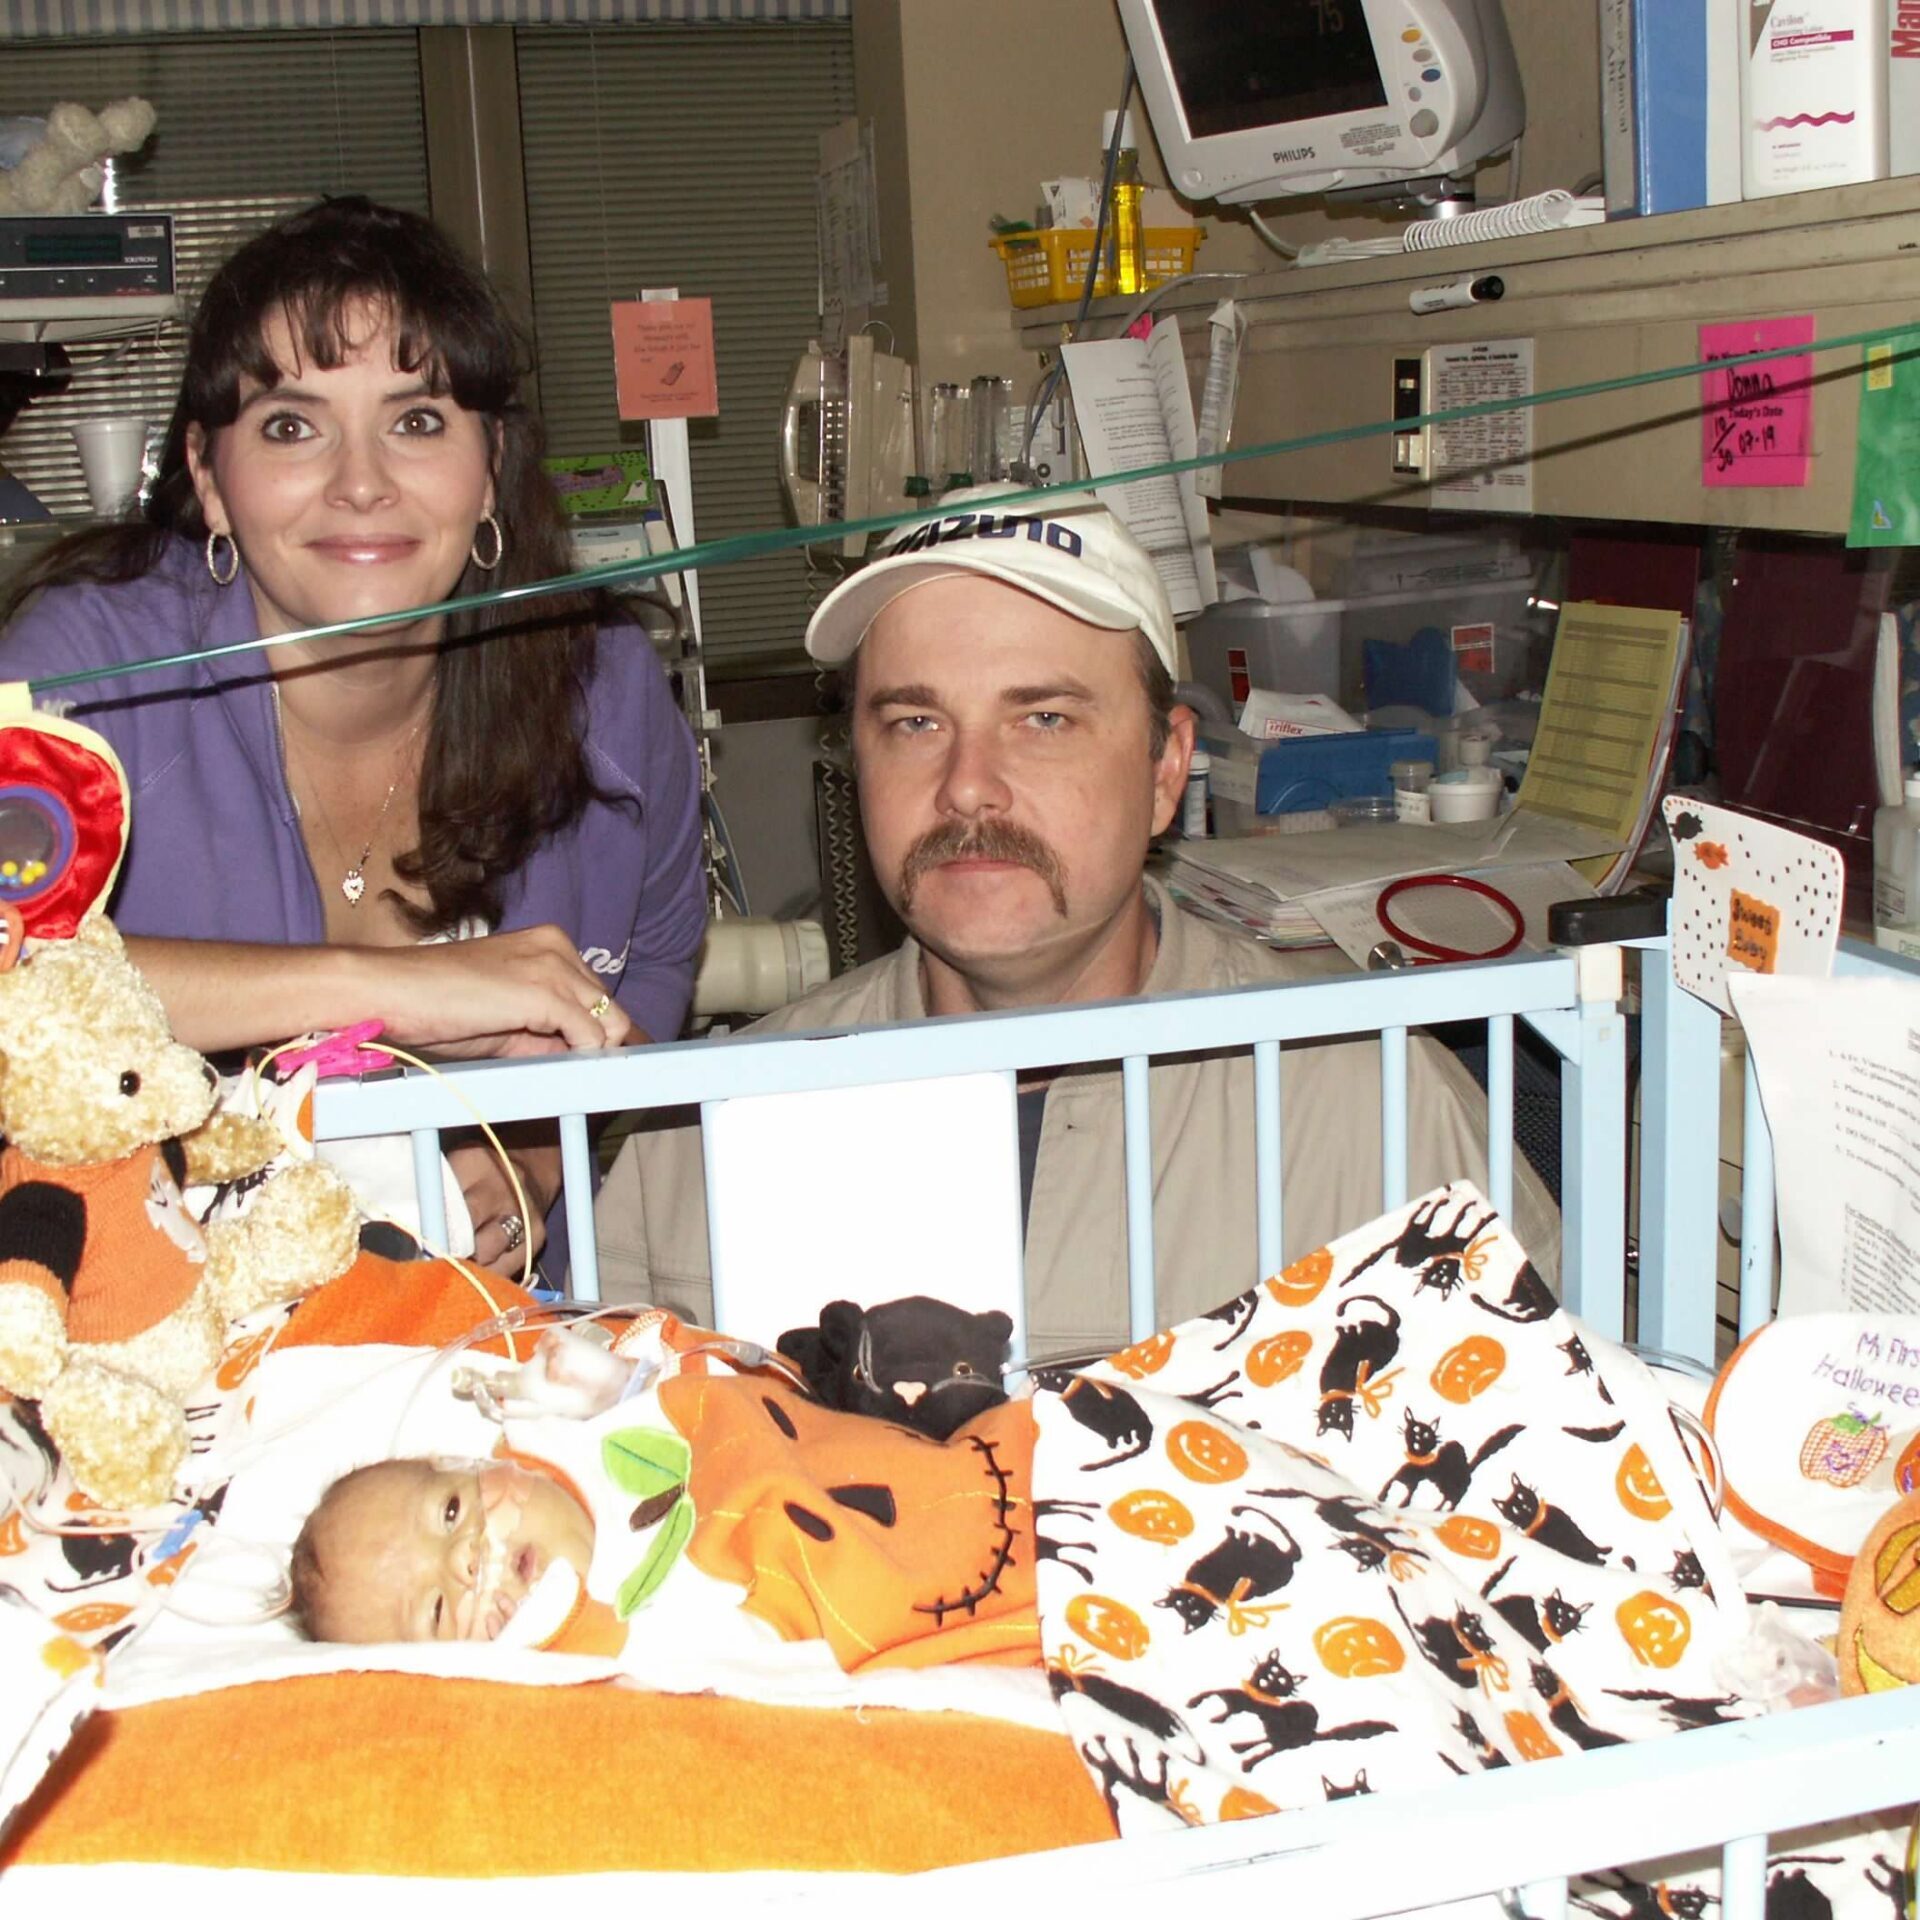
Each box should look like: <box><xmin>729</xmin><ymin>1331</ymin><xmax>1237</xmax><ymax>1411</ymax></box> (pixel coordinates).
<box><xmin>1254</xmin><ymin>727</ymin><xmax>1436</xmax><ymax>815</ymax></box>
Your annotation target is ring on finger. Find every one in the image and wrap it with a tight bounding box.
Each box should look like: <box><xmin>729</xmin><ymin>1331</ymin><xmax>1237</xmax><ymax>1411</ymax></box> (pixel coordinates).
<box><xmin>498</xmin><ymin>1212</ymin><xmax>526</xmax><ymax>1252</ymax></box>
<box><xmin>587</xmin><ymin>992</ymin><xmax>612</xmax><ymax>1023</ymax></box>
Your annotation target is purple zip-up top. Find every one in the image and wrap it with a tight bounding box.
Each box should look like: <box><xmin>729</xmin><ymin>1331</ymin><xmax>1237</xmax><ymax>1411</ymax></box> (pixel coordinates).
<box><xmin>0</xmin><ymin>536</ymin><xmax>708</xmax><ymax>1271</ymax></box>
<box><xmin>0</xmin><ymin>536</ymin><xmax>706</xmax><ymax>1039</ymax></box>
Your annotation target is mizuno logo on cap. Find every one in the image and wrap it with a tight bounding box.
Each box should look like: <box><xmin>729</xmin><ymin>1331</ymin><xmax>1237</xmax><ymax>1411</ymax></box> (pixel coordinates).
<box><xmin>885</xmin><ymin>511</ymin><xmax>1085</xmax><ymax>559</ymax></box>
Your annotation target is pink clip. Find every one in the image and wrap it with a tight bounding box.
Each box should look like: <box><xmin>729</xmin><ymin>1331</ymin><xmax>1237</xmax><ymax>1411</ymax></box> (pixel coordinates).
<box><xmin>275</xmin><ymin>1019</ymin><xmax>396</xmax><ymax>1079</ymax></box>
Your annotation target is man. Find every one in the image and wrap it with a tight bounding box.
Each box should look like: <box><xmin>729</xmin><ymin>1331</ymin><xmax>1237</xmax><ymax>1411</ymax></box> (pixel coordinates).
<box><xmin>596</xmin><ymin>490</ymin><xmax>1557</xmax><ymax>1351</ymax></box>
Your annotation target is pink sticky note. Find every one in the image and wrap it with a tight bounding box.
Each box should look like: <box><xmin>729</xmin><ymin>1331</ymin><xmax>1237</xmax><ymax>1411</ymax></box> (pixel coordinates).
<box><xmin>1700</xmin><ymin>317</ymin><xmax>1813</xmax><ymax>488</ymax></box>
<box><xmin>611</xmin><ymin>298</ymin><xmax>719</xmax><ymax>421</ymax></box>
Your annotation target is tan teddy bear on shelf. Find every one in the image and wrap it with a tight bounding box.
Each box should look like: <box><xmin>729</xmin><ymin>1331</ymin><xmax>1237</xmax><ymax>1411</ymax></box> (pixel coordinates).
<box><xmin>0</xmin><ymin>916</ymin><xmax>362</xmax><ymax>1509</ymax></box>
<box><xmin>0</xmin><ymin>100</ymin><xmax>158</xmax><ymax>218</ymax></box>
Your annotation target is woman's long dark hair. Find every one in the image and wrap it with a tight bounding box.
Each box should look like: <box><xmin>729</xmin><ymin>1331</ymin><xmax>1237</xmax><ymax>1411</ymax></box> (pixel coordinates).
<box><xmin>1</xmin><ymin>195</ymin><xmax>617</xmax><ymax>935</ymax></box>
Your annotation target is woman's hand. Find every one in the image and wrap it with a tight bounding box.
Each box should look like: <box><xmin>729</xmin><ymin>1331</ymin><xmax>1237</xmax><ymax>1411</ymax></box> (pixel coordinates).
<box><xmin>449</xmin><ymin>1131</ymin><xmax>562</xmax><ymax>1276</ymax></box>
<box><xmin>377</xmin><ymin>926</ymin><xmax>635</xmax><ymax>1057</ymax></box>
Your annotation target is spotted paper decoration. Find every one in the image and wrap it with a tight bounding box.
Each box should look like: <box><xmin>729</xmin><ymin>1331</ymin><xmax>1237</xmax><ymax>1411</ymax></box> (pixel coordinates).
<box><xmin>1663</xmin><ymin>797</ymin><xmax>1843</xmax><ymax>1015</ymax></box>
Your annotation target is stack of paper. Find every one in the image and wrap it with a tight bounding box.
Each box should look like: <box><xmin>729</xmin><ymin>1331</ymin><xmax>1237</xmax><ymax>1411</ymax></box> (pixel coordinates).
<box><xmin>1162</xmin><ymin>811</ymin><xmax>1621</xmax><ymax>947</ymax></box>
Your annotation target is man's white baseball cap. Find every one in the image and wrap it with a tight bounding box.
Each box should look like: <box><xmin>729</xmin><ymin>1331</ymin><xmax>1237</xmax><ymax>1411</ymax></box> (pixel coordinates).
<box><xmin>804</xmin><ymin>485</ymin><xmax>1177</xmax><ymax>675</ymax></box>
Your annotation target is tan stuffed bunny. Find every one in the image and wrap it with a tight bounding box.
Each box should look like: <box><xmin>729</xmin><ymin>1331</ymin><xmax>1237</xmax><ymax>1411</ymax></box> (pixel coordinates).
<box><xmin>0</xmin><ymin>99</ymin><xmax>157</xmax><ymax>217</ymax></box>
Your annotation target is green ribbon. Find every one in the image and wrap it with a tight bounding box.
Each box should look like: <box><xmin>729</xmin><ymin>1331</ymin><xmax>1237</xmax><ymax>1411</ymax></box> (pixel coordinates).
<box><xmin>25</xmin><ymin>319</ymin><xmax>1917</xmax><ymax>698</ymax></box>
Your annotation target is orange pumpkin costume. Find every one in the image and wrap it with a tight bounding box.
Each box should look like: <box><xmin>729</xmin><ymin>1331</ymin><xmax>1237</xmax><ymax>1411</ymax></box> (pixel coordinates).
<box><xmin>660</xmin><ymin>1371</ymin><xmax>1041</xmax><ymax>1673</ymax></box>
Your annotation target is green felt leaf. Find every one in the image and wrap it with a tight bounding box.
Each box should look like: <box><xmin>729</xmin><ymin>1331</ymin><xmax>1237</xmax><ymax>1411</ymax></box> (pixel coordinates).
<box><xmin>615</xmin><ymin>1495</ymin><xmax>693</xmax><ymax>1618</ymax></box>
<box><xmin>602</xmin><ymin>1425</ymin><xmax>691</xmax><ymax>1499</ymax></box>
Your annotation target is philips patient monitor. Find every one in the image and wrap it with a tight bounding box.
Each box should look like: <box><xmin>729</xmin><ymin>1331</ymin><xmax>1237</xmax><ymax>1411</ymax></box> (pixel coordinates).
<box><xmin>1116</xmin><ymin>0</ymin><xmax>1525</xmax><ymax>205</ymax></box>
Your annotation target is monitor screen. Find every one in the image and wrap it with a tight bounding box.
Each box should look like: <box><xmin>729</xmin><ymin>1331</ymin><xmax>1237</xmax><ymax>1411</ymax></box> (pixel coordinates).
<box><xmin>1151</xmin><ymin>0</ymin><xmax>1389</xmax><ymax>139</ymax></box>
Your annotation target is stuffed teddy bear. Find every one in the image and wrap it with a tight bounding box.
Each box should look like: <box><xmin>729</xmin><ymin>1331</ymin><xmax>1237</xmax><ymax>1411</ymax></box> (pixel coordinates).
<box><xmin>0</xmin><ymin>99</ymin><xmax>157</xmax><ymax>217</ymax></box>
<box><xmin>0</xmin><ymin>916</ymin><xmax>362</xmax><ymax>1509</ymax></box>
<box><xmin>777</xmin><ymin>1296</ymin><xmax>1013</xmax><ymax>1441</ymax></box>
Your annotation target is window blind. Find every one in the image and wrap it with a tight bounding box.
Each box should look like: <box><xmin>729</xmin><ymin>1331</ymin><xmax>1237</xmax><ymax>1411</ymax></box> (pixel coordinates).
<box><xmin>515</xmin><ymin>23</ymin><xmax>855</xmax><ymax>665</ymax></box>
<box><xmin>1</xmin><ymin>1</ymin><xmax>847</xmax><ymax>35</ymax></box>
<box><xmin>0</xmin><ymin>31</ymin><xmax>429</xmax><ymax>518</ymax></box>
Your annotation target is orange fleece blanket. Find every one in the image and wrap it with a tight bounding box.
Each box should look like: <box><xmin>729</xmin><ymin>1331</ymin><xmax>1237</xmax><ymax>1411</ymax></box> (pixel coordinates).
<box><xmin>4</xmin><ymin>1677</ymin><xmax>1110</xmax><ymax>1876</ymax></box>
<box><xmin>3</xmin><ymin>1255</ymin><xmax>1109</xmax><ymax>1879</ymax></box>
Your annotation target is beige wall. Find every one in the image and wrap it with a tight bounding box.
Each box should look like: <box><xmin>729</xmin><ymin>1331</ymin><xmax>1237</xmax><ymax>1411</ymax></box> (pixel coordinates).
<box><xmin>855</xmin><ymin>0</ymin><xmax>1601</xmax><ymax>386</ymax></box>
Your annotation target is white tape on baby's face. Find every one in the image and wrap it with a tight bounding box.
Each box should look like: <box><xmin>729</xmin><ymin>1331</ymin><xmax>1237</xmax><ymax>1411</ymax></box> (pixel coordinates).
<box><xmin>491</xmin><ymin>1560</ymin><xmax>582</xmax><ymax>1650</ymax></box>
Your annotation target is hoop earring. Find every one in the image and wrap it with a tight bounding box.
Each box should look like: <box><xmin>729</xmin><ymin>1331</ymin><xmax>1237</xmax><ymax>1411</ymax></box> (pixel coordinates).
<box><xmin>470</xmin><ymin>512</ymin><xmax>505</xmax><ymax>573</ymax></box>
<box><xmin>205</xmin><ymin>530</ymin><xmax>240</xmax><ymax>587</ymax></box>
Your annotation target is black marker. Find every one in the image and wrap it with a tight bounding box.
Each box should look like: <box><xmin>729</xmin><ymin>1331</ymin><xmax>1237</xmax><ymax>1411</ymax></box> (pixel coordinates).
<box><xmin>1408</xmin><ymin>274</ymin><xmax>1505</xmax><ymax>315</ymax></box>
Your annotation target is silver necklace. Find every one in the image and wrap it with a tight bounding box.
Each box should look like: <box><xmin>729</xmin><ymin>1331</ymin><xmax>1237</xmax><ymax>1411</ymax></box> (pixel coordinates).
<box><xmin>274</xmin><ymin>685</ymin><xmax>424</xmax><ymax>908</ymax></box>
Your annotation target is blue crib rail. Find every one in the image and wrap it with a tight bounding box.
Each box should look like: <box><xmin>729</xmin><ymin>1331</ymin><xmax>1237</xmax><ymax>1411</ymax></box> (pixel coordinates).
<box><xmin>316</xmin><ymin>942</ymin><xmax>1631</xmax><ymax>1345</ymax></box>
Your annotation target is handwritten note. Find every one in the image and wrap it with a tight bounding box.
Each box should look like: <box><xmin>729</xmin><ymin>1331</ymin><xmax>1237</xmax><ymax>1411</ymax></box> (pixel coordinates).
<box><xmin>1700</xmin><ymin>316</ymin><xmax>1812</xmax><ymax>488</ymax></box>
<box><xmin>611</xmin><ymin>298</ymin><xmax>719</xmax><ymax>421</ymax></box>
<box><xmin>1727</xmin><ymin>887</ymin><xmax>1780</xmax><ymax>974</ymax></box>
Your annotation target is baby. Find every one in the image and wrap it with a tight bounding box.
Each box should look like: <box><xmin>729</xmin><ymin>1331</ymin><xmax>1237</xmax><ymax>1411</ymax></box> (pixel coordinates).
<box><xmin>290</xmin><ymin>1324</ymin><xmax>651</xmax><ymax>1643</ymax></box>
<box><xmin>287</xmin><ymin>1319</ymin><xmax>1040</xmax><ymax>1667</ymax></box>
<box><xmin>290</xmin><ymin>1455</ymin><xmax>595</xmax><ymax>1644</ymax></box>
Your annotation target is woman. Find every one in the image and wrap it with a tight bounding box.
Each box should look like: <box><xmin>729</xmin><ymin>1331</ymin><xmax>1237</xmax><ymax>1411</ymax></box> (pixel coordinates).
<box><xmin>0</xmin><ymin>197</ymin><xmax>707</xmax><ymax>1275</ymax></box>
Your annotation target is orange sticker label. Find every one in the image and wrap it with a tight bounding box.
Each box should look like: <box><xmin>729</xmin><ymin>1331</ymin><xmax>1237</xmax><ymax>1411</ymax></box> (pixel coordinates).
<box><xmin>1727</xmin><ymin>888</ymin><xmax>1779</xmax><ymax>974</ymax></box>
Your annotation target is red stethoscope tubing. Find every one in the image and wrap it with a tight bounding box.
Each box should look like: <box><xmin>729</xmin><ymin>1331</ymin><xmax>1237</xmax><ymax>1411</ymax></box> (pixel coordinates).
<box><xmin>1375</xmin><ymin>872</ymin><xmax>1526</xmax><ymax>964</ymax></box>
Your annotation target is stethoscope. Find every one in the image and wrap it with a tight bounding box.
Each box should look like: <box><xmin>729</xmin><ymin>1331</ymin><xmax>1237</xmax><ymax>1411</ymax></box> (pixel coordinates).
<box><xmin>1365</xmin><ymin>872</ymin><xmax>1527</xmax><ymax>970</ymax></box>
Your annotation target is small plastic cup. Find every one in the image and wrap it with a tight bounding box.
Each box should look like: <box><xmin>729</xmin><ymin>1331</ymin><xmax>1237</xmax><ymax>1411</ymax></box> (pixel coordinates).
<box><xmin>69</xmin><ymin>418</ymin><xmax>149</xmax><ymax>518</ymax></box>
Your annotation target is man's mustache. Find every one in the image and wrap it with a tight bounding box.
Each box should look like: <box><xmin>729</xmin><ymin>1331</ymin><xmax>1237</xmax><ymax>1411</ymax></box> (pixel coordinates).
<box><xmin>897</xmin><ymin>818</ymin><xmax>1069</xmax><ymax>918</ymax></box>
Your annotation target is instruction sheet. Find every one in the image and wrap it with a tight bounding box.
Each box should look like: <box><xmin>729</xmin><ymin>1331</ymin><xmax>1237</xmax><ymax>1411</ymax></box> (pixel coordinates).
<box><xmin>1061</xmin><ymin>318</ymin><xmax>1217</xmax><ymax>615</ymax></box>
<box><xmin>1428</xmin><ymin>337</ymin><xmax>1535</xmax><ymax>515</ymax></box>
<box><xmin>1731</xmin><ymin>973</ymin><xmax>1920</xmax><ymax>1317</ymax></box>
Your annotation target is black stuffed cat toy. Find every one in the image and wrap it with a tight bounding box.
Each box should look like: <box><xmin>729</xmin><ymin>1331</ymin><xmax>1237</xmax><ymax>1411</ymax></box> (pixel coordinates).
<box><xmin>777</xmin><ymin>1296</ymin><xmax>1013</xmax><ymax>1440</ymax></box>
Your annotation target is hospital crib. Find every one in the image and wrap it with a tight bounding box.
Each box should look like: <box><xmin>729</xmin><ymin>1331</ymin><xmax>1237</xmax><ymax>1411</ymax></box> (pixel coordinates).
<box><xmin>312</xmin><ymin>923</ymin><xmax>1920</xmax><ymax>1919</ymax></box>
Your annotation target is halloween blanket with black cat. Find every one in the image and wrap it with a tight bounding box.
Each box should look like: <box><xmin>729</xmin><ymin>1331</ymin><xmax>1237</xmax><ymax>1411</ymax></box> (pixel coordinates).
<box><xmin>1028</xmin><ymin>1182</ymin><xmax>1754</xmax><ymax>1833</ymax></box>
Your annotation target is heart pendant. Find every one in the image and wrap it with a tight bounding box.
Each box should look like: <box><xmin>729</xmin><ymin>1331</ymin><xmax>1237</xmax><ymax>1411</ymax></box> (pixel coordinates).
<box><xmin>341</xmin><ymin>868</ymin><xmax>367</xmax><ymax>907</ymax></box>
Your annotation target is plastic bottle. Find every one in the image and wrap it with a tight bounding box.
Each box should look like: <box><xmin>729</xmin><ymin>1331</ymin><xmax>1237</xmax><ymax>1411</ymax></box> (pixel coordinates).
<box><xmin>1872</xmin><ymin>771</ymin><xmax>1920</xmax><ymax>928</ymax></box>
<box><xmin>1101</xmin><ymin>109</ymin><xmax>1146</xmax><ymax>296</ymax></box>
<box><xmin>1391</xmin><ymin>758</ymin><xmax>1431</xmax><ymax>824</ymax></box>
<box><xmin>1182</xmin><ymin>748</ymin><xmax>1211</xmax><ymax>838</ymax></box>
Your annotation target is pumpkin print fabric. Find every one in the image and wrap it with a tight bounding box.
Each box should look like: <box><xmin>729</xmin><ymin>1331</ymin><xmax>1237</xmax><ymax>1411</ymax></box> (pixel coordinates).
<box><xmin>0</xmin><ymin>1300</ymin><xmax>279</xmax><ymax>1842</ymax></box>
<box><xmin>1031</xmin><ymin>1183</ymin><xmax>1752</xmax><ymax>1834</ymax></box>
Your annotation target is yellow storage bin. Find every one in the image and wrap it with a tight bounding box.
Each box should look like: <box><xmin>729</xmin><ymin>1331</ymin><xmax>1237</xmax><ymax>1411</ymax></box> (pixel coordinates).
<box><xmin>991</xmin><ymin>226</ymin><xmax>1202</xmax><ymax>310</ymax></box>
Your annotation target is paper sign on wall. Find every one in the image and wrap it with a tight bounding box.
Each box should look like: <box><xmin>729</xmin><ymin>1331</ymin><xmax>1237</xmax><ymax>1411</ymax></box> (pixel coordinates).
<box><xmin>1848</xmin><ymin>329</ymin><xmax>1920</xmax><ymax>547</ymax></box>
<box><xmin>611</xmin><ymin>298</ymin><xmax>719</xmax><ymax>421</ymax></box>
<box><xmin>1664</xmin><ymin>795</ymin><xmax>1842</xmax><ymax>1014</ymax></box>
<box><xmin>1428</xmin><ymin>337</ymin><xmax>1534</xmax><ymax>516</ymax></box>
<box><xmin>1700</xmin><ymin>316</ymin><xmax>1812</xmax><ymax>488</ymax></box>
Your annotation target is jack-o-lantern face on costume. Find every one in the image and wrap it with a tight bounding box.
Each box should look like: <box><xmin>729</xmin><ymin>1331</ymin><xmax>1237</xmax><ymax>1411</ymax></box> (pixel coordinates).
<box><xmin>1839</xmin><ymin>1492</ymin><xmax>1920</xmax><ymax>1696</ymax></box>
<box><xmin>657</xmin><ymin>1372</ymin><xmax>1038</xmax><ymax>1673</ymax></box>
